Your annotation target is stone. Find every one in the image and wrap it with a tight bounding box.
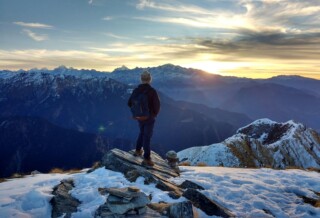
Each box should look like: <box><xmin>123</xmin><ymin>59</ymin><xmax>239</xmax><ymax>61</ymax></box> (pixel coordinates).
<box><xmin>167</xmin><ymin>201</ymin><xmax>194</xmax><ymax>218</ymax></box>
<box><xmin>101</xmin><ymin>149</ymin><xmax>182</xmax><ymax>198</ymax></box>
<box><xmin>166</xmin><ymin>150</ymin><xmax>180</xmax><ymax>170</ymax></box>
<box><xmin>104</xmin><ymin>187</ymin><xmax>140</xmax><ymax>199</ymax></box>
<box><xmin>106</xmin><ymin>192</ymin><xmax>150</xmax><ymax>214</ymax></box>
<box><xmin>107</xmin><ymin>195</ymin><xmax>131</xmax><ymax>204</ymax></box>
<box><xmin>148</xmin><ymin>201</ymin><xmax>194</xmax><ymax>218</ymax></box>
<box><xmin>166</xmin><ymin>150</ymin><xmax>178</xmax><ymax>159</ymax></box>
<box><xmin>178</xmin><ymin>180</ymin><xmax>205</xmax><ymax>190</ymax></box>
<box><xmin>182</xmin><ymin>188</ymin><xmax>235</xmax><ymax>217</ymax></box>
<box><xmin>155</xmin><ymin>180</ymin><xmax>183</xmax><ymax>197</ymax></box>
<box><xmin>31</xmin><ymin>170</ymin><xmax>41</xmax><ymax>175</ymax></box>
<box><xmin>148</xmin><ymin>202</ymin><xmax>171</xmax><ymax>214</ymax></box>
<box><xmin>50</xmin><ymin>179</ymin><xmax>81</xmax><ymax>218</ymax></box>
<box><xmin>128</xmin><ymin>186</ymin><xmax>140</xmax><ymax>192</ymax></box>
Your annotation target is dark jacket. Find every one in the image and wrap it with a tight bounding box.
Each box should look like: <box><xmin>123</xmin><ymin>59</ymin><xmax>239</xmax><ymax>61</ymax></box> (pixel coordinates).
<box><xmin>128</xmin><ymin>84</ymin><xmax>160</xmax><ymax>118</ymax></box>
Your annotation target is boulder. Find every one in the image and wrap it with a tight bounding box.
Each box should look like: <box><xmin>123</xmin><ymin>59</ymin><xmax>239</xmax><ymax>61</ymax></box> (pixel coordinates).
<box><xmin>50</xmin><ymin>178</ymin><xmax>81</xmax><ymax>218</ymax></box>
<box><xmin>178</xmin><ymin>180</ymin><xmax>204</xmax><ymax>190</ymax></box>
<box><xmin>182</xmin><ymin>188</ymin><xmax>235</xmax><ymax>217</ymax></box>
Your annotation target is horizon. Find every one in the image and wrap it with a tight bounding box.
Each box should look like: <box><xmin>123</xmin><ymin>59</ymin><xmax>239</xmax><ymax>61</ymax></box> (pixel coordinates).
<box><xmin>2</xmin><ymin>63</ymin><xmax>320</xmax><ymax>80</ymax></box>
<box><xmin>1</xmin><ymin>0</ymin><xmax>320</xmax><ymax>79</ymax></box>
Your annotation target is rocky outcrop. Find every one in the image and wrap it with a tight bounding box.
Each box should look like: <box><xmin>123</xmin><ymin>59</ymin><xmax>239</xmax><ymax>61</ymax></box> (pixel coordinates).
<box><xmin>50</xmin><ymin>148</ymin><xmax>235</xmax><ymax>218</ymax></box>
<box><xmin>50</xmin><ymin>178</ymin><xmax>81</xmax><ymax>218</ymax></box>
<box><xmin>178</xmin><ymin>119</ymin><xmax>320</xmax><ymax>169</ymax></box>
<box><xmin>101</xmin><ymin>148</ymin><xmax>182</xmax><ymax>197</ymax></box>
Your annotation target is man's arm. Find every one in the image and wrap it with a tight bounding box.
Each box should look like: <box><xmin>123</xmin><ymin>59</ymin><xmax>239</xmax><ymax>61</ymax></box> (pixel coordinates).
<box><xmin>128</xmin><ymin>91</ymin><xmax>134</xmax><ymax>108</ymax></box>
<box><xmin>152</xmin><ymin>90</ymin><xmax>160</xmax><ymax>116</ymax></box>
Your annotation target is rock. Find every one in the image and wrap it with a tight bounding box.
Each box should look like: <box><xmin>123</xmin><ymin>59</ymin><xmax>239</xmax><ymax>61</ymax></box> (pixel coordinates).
<box><xmin>50</xmin><ymin>178</ymin><xmax>81</xmax><ymax>218</ymax></box>
<box><xmin>166</xmin><ymin>150</ymin><xmax>178</xmax><ymax>160</ymax></box>
<box><xmin>148</xmin><ymin>202</ymin><xmax>171</xmax><ymax>215</ymax></box>
<box><xmin>167</xmin><ymin>201</ymin><xmax>194</xmax><ymax>218</ymax></box>
<box><xmin>31</xmin><ymin>170</ymin><xmax>41</xmax><ymax>176</ymax></box>
<box><xmin>182</xmin><ymin>188</ymin><xmax>235</xmax><ymax>217</ymax></box>
<box><xmin>148</xmin><ymin>201</ymin><xmax>194</xmax><ymax>218</ymax></box>
<box><xmin>107</xmin><ymin>195</ymin><xmax>131</xmax><ymax>204</ymax></box>
<box><xmin>104</xmin><ymin>187</ymin><xmax>141</xmax><ymax>199</ymax></box>
<box><xmin>128</xmin><ymin>186</ymin><xmax>140</xmax><ymax>192</ymax></box>
<box><xmin>101</xmin><ymin>149</ymin><xmax>182</xmax><ymax>198</ymax></box>
<box><xmin>106</xmin><ymin>192</ymin><xmax>150</xmax><ymax>214</ymax></box>
<box><xmin>97</xmin><ymin>186</ymin><xmax>151</xmax><ymax>216</ymax></box>
<box><xmin>178</xmin><ymin>180</ymin><xmax>204</xmax><ymax>190</ymax></box>
<box><xmin>155</xmin><ymin>180</ymin><xmax>183</xmax><ymax>198</ymax></box>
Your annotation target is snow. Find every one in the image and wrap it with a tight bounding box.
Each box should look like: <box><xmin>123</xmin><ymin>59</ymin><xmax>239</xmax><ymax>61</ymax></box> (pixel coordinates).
<box><xmin>178</xmin><ymin>143</ymin><xmax>240</xmax><ymax>167</ymax></box>
<box><xmin>1</xmin><ymin>167</ymin><xmax>319</xmax><ymax>218</ymax></box>
<box><xmin>171</xmin><ymin>167</ymin><xmax>320</xmax><ymax>218</ymax></box>
<box><xmin>236</xmin><ymin>118</ymin><xmax>277</xmax><ymax>133</ymax></box>
<box><xmin>0</xmin><ymin>173</ymin><xmax>71</xmax><ymax>218</ymax></box>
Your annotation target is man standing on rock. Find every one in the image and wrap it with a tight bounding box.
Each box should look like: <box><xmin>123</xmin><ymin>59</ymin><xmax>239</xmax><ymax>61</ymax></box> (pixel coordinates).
<box><xmin>128</xmin><ymin>71</ymin><xmax>160</xmax><ymax>167</ymax></box>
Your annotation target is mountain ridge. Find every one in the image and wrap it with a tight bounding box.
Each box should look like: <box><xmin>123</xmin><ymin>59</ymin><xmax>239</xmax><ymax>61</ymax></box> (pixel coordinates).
<box><xmin>178</xmin><ymin>119</ymin><xmax>320</xmax><ymax>169</ymax></box>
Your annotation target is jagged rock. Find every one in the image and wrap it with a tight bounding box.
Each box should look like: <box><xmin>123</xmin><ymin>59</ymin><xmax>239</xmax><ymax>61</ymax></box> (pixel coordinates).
<box><xmin>101</xmin><ymin>149</ymin><xmax>182</xmax><ymax>198</ymax></box>
<box><xmin>148</xmin><ymin>201</ymin><xmax>194</xmax><ymax>218</ymax></box>
<box><xmin>178</xmin><ymin>180</ymin><xmax>204</xmax><ymax>190</ymax></box>
<box><xmin>50</xmin><ymin>178</ymin><xmax>81</xmax><ymax>218</ymax></box>
<box><xmin>182</xmin><ymin>188</ymin><xmax>235</xmax><ymax>217</ymax></box>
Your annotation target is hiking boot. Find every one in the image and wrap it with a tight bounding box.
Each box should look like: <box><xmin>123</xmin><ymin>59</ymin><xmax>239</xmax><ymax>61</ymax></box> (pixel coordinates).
<box><xmin>142</xmin><ymin>158</ymin><xmax>154</xmax><ymax>167</ymax></box>
<box><xmin>133</xmin><ymin>149</ymin><xmax>143</xmax><ymax>157</ymax></box>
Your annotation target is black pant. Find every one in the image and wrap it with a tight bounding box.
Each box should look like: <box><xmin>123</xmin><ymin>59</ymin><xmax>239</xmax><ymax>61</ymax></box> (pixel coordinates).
<box><xmin>136</xmin><ymin>117</ymin><xmax>155</xmax><ymax>159</ymax></box>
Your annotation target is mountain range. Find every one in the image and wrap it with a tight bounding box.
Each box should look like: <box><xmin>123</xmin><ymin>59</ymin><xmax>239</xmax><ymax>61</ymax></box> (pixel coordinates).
<box><xmin>1</xmin><ymin>64</ymin><xmax>319</xmax><ymax>176</ymax></box>
<box><xmin>0</xmin><ymin>70</ymin><xmax>250</xmax><ymax>177</ymax></box>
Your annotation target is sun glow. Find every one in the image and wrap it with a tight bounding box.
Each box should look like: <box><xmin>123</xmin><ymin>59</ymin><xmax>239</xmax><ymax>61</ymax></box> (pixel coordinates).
<box><xmin>184</xmin><ymin>61</ymin><xmax>252</xmax><ymax>76</ymax></box>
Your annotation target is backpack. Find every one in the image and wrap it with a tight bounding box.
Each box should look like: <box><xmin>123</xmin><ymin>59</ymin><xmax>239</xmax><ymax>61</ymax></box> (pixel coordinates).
<box><xmin>130</xmin><ymin>88</ymin><xmax>150</xmax><ymax>121</ymax></box>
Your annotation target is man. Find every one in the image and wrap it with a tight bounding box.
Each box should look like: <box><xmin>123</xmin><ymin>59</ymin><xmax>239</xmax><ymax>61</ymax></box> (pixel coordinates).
<box><xmin>128</xmin><ymin>71</ymin><xmax>160</xmax><ymax>166</ymax></box>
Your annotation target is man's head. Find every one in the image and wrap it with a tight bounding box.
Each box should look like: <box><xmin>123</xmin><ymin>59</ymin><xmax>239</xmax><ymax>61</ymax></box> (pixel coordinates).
<box><xmin>140</xmin><ymin>71</ymin><xmax>152</xmax><ymax>84</ymax></box>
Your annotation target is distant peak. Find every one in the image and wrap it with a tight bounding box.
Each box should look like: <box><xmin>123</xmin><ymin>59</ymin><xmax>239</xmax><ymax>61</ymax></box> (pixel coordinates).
<box><xmin>270</xmin><ymin>75</ymin><xmax>305</xmax><ymax>80</ymax></box>
<box><xmin>113</xmin><ymin>65</ymin><xmax>129</xmax><ymax>71</ymax></box>
<box><xmin>55</xmin><ymin>65</ymin><xmax>69</xmax><ymax>71</ymax></box>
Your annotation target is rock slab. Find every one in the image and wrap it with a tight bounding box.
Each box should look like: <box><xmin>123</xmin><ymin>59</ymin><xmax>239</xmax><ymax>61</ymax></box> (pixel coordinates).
<box><xmin>101</xmin><ymin>149</ymin><xmax>182</xmax><ymax>197</ymax></box>
<box><xmin>183</xmin><ymin>188</ymin><xmax>235</xmax><ymax>217</ymax></box>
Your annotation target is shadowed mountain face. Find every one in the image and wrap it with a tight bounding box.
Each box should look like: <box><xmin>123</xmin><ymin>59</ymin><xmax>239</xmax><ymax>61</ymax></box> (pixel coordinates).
<box><xmin>221</xmin><ymin>83</ymin><xmax>320</xmax><ymax>131</ymax></box>
<box><xmin>107</xmin><ymin>64</ymin><xmax>320</xmax><ymax>131</ymax></box>
<box><xmin>0</xmin><ymin>116</ymin><xmax>111</xmax><ymax>178</ymax></box>
<box><xmin>0</xmin><ymin>72</ymin><xmax>250</xmax><ymax>176</ymax></box>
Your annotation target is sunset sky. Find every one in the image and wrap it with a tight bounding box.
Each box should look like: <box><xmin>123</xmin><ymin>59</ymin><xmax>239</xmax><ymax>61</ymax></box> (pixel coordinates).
<box><xmin>0</xmin><ymin>0</ymin><xmax>319</xmax><ymax>79</ymax></box>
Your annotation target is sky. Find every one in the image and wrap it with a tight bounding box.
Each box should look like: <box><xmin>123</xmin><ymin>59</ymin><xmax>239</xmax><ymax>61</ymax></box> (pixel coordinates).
<box><xmin>0</xmin><ymin>0</ymin><xmax>319</xmax><ymax>79</ymax></box>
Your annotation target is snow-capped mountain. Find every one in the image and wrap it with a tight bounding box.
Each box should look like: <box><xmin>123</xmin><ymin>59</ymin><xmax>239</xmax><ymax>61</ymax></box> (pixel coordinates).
<box><xmin>178</xmin><ymin>119</ymin><xmax>320</xmax><ymax>169</ymax></box>
<box><xmin>0</xmin><ymin>70</ymin><xmax>250</xmax><ymax>177</ymax></box>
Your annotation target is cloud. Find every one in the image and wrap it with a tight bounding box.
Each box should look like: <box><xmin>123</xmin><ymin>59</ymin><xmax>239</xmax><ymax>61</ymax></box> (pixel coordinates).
<box><xmin>22</xmin><ymin>29</ymin><xmax>48</xmax><ymax>41</ymax></box>
<box><xmin>144</xmin><ymin>36</ymin><xmax>169</xmax><ymax>41</ymax></box>
<box><xmin>102</xmin><ymin>16</ymin><xmax>113</xmax><ymax>21</ymax></box>
<box><xmin>104</xmin><ymin>33</ymin><xmax>130</xmax><ymax>40</ymax></box>
<box><xmin>88</xmin><ymin>0</ymin><xmax>93</xmax><ymax>5</ymax></box>
<box><xmin>14</xmin><ymin>21</ymin><xmax>53</xmax><ymax>29</ymax></box>
<box><xmin>135</xmin><ymin>0</ymin><xmax>320</xmax><ymax>34</ymax></box>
